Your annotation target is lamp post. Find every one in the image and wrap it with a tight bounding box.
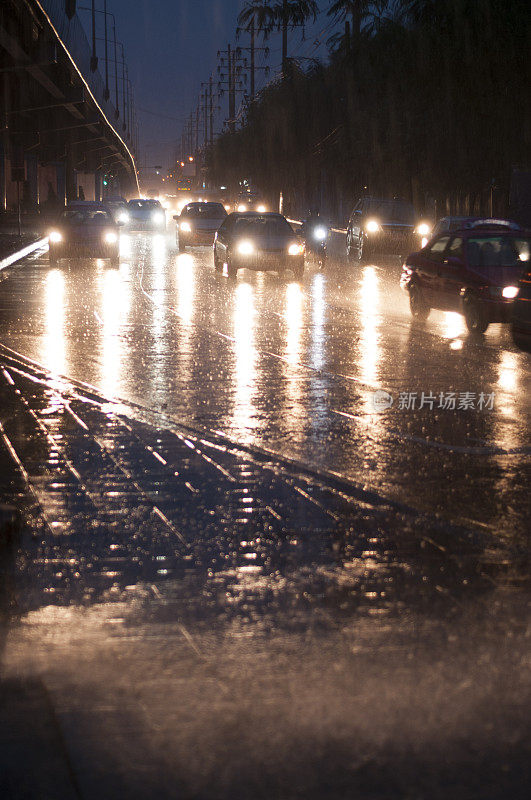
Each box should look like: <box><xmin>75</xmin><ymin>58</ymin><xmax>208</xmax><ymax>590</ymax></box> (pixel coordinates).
<box><xmin>79</xmin><ymin>5</ymin><xmax>119</xmax><ymax>111</ymax></box>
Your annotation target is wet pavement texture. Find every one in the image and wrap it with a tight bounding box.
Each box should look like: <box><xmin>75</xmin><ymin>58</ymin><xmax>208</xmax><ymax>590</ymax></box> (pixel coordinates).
<box><xmin>0</xmin><ymin>231</ymin><xmax>529</xmax><ymax>798</ymax></box>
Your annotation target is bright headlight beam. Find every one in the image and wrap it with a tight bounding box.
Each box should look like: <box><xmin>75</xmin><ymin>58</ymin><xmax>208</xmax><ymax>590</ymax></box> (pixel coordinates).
<box><xmin>237</xmin><ymin>204</ymin><xmax>247</xmax><ymax>213</ymax></box>
<box><xmin>256</xmin><ymin>204</ymin><xmax>267</xmax><ymax>213</ymax></box>
<box><xmin>180</xmin><ymin>222</ymin><xmax>191</xmax><ymax>232</ymax></box>
<box><xmin>502</xmin><ymin>285</ymin><xmax>519</xmax><ymax>299</ymax></box>
<box><xmin>237</xmin><ymin>240</ymin><xmax>254</xmax><ymax>256</ymax></box>
<box><xmin>49</xmin><ymin>231</ymin><xmax>62</xmax><ymax>243</ymax></box>
<box><xmin>104</xmin><ymin>231</ymin><xmax>118</xmax><ymax>244</ymax></box>
<box><xmin>417</xmin><ymin>222</ymin><xmax>431</xmax><ymax>236</ymax></box>
<box><xmin>365</xmin><ymin>219</ymin><xmax>380</xmax><ymax>233</ymax></box>
<box><xmin>288</xmin><ymin>243</ymin><xmax>304</xmax><ymax>256</ymax></box>
<box><xmin>313</xmin><ymin>226</ymin><xmax>327</xmax><ymax>241</ymax></box>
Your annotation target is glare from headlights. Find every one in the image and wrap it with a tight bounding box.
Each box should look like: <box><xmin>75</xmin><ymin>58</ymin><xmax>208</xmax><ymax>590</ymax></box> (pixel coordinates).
<box><xmin>417</xmin><ymin>222</ymin><xmax>431</xmax><ymax>236</ymax></box>
<box><xmin>104</xmin><ymin>231</ymin><xmax>118</xmax><ymax>244</ymax></box>
<box><xmin>288</xmin><ymin>243</ymin><xmax>304</xmax><ymax>256</ymax></box>
<box><xmin>502</xmin><ymin>285</ymin><xmax>519</xmax><ymax>299</ymax></box>
<box><xmin>256</xmin><ymin>204</ymin><xmax>267</xmax><ymax>213</ymax></box>
<box><xmin>313</xmin><ymin>226</ymin><xmax>327</xmax><ymax>241</ymax></box>
<box><xmin>118</xmin><ymin>211</ymin><xmax>129</xmax><ymax>224</ymax></box>
<box><xmin>237</xmin><ymin>204</ymin><xmax>247</xmax><ymax>213</ymax></box>
<box><xmin>152</xmin><ymin>211</ymin><xmax>165</xmax><ymax>224</ymax></box>
<box><xmin>365</xmin><ymin>219</ymin><xmax>381</xmax><ymax>233</ymax></box>
<box><xmin>224</xmin><ymin>204</ymin><xmax>231</xmax><ymax>212</ymax></box>
<box><xmin>180</xmin><ymin>222</ymin><xmax>191</xmax><ymax>232</ymax></box>
<box><xmin>237</xmin><ymin>240</ymin><xmax>254</xmax><ymax>256</ymax></box>
<box><xmin>49</xmin><ymin>230</ymin><xmax>62</xmax><ymax>243</ymax></box>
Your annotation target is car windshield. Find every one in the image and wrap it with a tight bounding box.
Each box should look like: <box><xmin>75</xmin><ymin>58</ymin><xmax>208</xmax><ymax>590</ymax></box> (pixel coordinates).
<box><xmin>128</xmin><ymin>200</ymin><xmax>161</xmax><ymax>209</ymax></box>
<box><xmin>62</xmin><ymin>209</ymin><xmax>113</xmax><ymax>224</ymax></box>
<box><xmin>233</xmin><ymin>216</ymin><xmax>292</xmax><ymax>236</ymax></box>
<box><xmin>466</xmin><ymin>236</ymin><xmax>530</xmax><ymax>278</ymax></box>
<box><xmin>366</xmin><ymin>200</ymin><xmax>416</xmax><ymax>224</ymax></box>
<box><xmin>182</xmin><ymin>203</ymin><xmax>226</xmax><ymax>218</ymax></box>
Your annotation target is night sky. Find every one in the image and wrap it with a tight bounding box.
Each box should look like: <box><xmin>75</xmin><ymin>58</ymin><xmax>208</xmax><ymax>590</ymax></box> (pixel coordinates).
<box><xmin>80</xmin><ymin>1</ymin><xmax>333</xmax><ymax>167</ymax></box>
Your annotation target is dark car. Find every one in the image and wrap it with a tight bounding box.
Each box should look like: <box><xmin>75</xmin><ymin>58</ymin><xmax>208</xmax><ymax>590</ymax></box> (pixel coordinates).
<box><xmin>48</xmin><ymin>204</ymin><xmax>120</xmax><ymax>265</ymax></box>
<box><xmin>346</xmin><ymin>196</ymin><xmax>430</xmax><ymax>261</ymax></box>
<box><xmin>213</xmin><ymin>212</ymin><xmax>305</xmax><ymax>278</ymax></box>
<box><xmin>127</xmin><ymin>198</ymin><xmax>166</xmax><ymax>230</ymax></box>
<box><xmin>104</xmin><ymin>197</ymin><xmax>130</xmax><ymax>226</ymax></box>
<box><xmin>400</xmin><ymin>222</ymin><xmax>530</xmax><ymax>333</ymax></box>
<box><xmin>511</xmin><ymin>265</ymin><xmax>531</xmax><ymax>351</ymax></box>
<box><xmin>174</xmin><ymin>202</ymin><xmax>227</xmax><ymax>251</ymax></box>
<box><xmin>234</xmin><ymin>193</ymin><xmax>268</xmax><ymax>213</ymax></box>
<box><xmin>430</xmin><ymin>216</ymin><xmax>520</xmax><ymax>238</ymax></box>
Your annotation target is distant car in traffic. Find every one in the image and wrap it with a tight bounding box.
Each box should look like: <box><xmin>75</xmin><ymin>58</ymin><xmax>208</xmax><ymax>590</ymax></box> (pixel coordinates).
<box><xmin>127</xmin><ymin>198</ymin><xmax>166</xmax><ymax>230</ymax></box>
<box><xmin>511</xmin><ymin>264</ymin><xmax>531</xmax><ymax>351</ymax></box>
<box><xmin>175</xmin><ymin>202</ymin><xmax>227</xmax><ymax>251</ymax></box>
<box><xmin>234</xmin><ymin>192</ymin><xmax>268</xmax><ymax>214</ymax></box>
<box><xmin>48</xmin><ymin>203</ymin><xmax>120</xmax><ymax>266</ymax></box>
<box><xmin>400</xmin><ymin>221</ymin><xmax>530</xmax><ymax>333</ymax></box>
<box><xmin>104</xmin><ymin>197</ymin><xmax>130</xmax><ymax>226</ymax></box>
<box><xmin>430</xmin><ymin>216</ymin><xmax>520</xmax><ymax>238</ymax></box>
<box><xmin>213</xmin><ymin>212</ymin><xmax>305</xmax><ymax>278</ymax></box>
<box><xmin>346</xmin><ymin>196</ymin><xmax>430</xmax><ymax>261</ymax></box>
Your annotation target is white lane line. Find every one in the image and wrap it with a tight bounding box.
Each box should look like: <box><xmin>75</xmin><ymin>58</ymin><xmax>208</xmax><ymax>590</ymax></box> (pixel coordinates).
<box><xmin>0</xmin><ymin>238</ymin><xmax>48</xmax><ymax>271</ymax></box>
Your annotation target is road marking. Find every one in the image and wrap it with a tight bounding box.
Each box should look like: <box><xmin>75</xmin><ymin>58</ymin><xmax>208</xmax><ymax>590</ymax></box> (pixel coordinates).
<box><xmin>0</xmin><ymin>237</ymin><xmax>48</xmax><ymax>271</ymax></box>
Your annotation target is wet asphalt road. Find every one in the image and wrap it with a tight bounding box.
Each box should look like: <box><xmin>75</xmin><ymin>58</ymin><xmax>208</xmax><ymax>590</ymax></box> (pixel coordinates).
<box><xmin>0</xmin><ymin>229</ymin><xmax>530</xmax><ymax>798</ymax></box>
<box><xmin>0</xmin><ymin>229</ymin><xmax>529</xmax><ymax>536</ymax></box>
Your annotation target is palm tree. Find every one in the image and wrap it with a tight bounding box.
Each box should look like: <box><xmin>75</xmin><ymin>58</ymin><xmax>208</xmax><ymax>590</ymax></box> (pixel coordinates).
<box><xmin>237</xmin><ymin>1</ymin><xmax>277</xmax><ymax>36</ymax></box>
<box><xmin>276</xmin><ymin>1</ymin><xmax>320</xmax><ymax>73</ymax></box>
<box><xmin>239</xmin><ymin>1</ymin><xmax>319</xmax><ymax>75</ymax></box>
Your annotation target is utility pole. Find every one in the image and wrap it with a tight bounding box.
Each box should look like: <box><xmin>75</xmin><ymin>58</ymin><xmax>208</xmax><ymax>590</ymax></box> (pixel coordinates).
<box><xmin>103</xmin><ymin>0</ymin><xmax>109</xmax><ymax>98</ymax></box>
<box><xmin>250</xmin><ymin>17</ymin><xmax>255</xmax><ymax>99</ymax></box>
<box><xmin>203</xmin><ymin>87</ymin><xmax>208</xmax><ymax>147</ymax></box>
<box><xmin>90</xmin><ymin>0</ymin><xmax>98</xmax><ymax>71</ymax></box>
<box><xmin>228</xmin><ymin>44</ymin><xmax>235</xmax><ymax>133</ymax></box>
<box><xmin>282</xmin><ymin>0</ymin><xmax>288</xmax><ymax>76</ymax></box>
<box><xmin>195</xmin><ymin>105</ymin><xmax>199</xmax><ymax>153</ymax></box>
<box><xmin>209</xmin><ymin>76</ymin><xmax>213</xmax><ymax>146</ymax></box>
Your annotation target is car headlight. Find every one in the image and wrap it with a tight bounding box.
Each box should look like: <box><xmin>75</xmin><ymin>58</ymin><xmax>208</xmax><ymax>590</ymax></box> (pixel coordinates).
<box><xmin>502</xmin><ymin>285</ymin><xmax>519</xmax><ymax>299</ymax></box>
<box><xmin>152</xmin><ymin>211</ymin><xmax>165</xmax><ymax>224</ymax></box>
<box><xmin>365</xmin><ymin>219</ymin><xmax>381</xmax><ymax>234</ymax></box>
<box><xmin>237</xmin><ymin>204</ymin><xmax>247</xmax><ymax>213</ymax></box>
<box><xmin>180</xmin><ymin>222</ymin><xmax>192</xmax><ymax>233</ymax></box>
<box><xmin>237</xmin><ymin>240</ymin><xmax>254</xmax><ymax>256</ymax></box>
<box><xmin>224</xmin><ymin>205</ymin><xmax>231</xmax><ymax>212</ymax></box>
<box><xmin>313</xmin><ymin>226</ymin><xmax>327</xmax><ymax>241</ymax></box>
<box><xmin>117</xmin><ymin>211</ymin><xmax>129</xmax><ymax>224</ymax></box>
<box><xmin>49</xmin><ymin>230</ymin><xmax>62</xmax><ymax>243</ymax></box>
<box><xmin>288</xmin><ymin>243</ymin><xmax>305</xmax><ymax>256</ymax></box>
<box><xmin>256</xmin><ymin>204</ymin><xmax>267</xmax><ymax>213</ymax></box>
<box><xmin>104</xmin><ymin>231</ymin><xmax>118</xmax><ymax>244</ymax></box>
<box><xmin>416</xmin><ymin>222</ymin><xmax>431</xmax><ymax>236</ymax></box>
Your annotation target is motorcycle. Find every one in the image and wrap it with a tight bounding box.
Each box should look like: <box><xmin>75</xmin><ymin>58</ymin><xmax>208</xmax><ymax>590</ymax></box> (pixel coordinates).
<box><xmin>301</xmin><ymin>220</ymin><xmax>328</xmax><ymax>268</ymax></box>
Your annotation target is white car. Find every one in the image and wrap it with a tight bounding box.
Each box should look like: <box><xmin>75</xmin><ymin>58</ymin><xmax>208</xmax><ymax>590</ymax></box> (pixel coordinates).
<box><xmin>127</xmin><ymin>199</ymin><xmax>166</xmax><ymax>230</ymax></box>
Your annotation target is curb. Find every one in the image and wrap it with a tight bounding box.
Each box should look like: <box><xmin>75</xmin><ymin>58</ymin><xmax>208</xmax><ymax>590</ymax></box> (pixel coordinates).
<box><xmin>0</xmin><ymin>237</ymin><xmax>48</xmax><ymax>272</ymax></box>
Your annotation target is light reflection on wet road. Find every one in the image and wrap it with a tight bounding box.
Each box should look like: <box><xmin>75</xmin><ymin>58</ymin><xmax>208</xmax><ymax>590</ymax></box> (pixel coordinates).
<box><xmin>0</xmin><ymin>230</ymin><xmax>530</xmax><ymax>799</ymax></box>
<box><xmin>0</xmin><ymin>230</ymin><xmax>529</xmax><ymax>536</ymax></box>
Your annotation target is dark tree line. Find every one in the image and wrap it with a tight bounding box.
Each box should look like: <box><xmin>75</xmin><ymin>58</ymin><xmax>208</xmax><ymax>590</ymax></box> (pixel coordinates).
<box><xmin>209</xmin><ymin>0</ymin><xmax>531</xmax><ymax>222</ymax></box>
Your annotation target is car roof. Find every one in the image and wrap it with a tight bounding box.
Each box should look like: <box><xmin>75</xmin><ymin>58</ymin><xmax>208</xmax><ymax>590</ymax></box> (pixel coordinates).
<box><xmin>229</xmin><ymin>211</ymin><xmax>284</xmax><ymax>218</ymax></box>
<box><xmin>67</xmin><ymin>200</ymin><xmax>107</xmax><ymax>208</ymax></box>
